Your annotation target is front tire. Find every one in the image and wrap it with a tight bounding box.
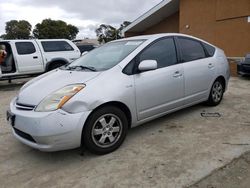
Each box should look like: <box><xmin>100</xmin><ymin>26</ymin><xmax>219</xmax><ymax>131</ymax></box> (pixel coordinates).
<box><xmin>206</xmin><ymin>79</ymin><xmax>224</xmax><ymax>106</ymax></box>
<box><xmin>82</xmin><ymin>106</ymin><xmax>128</xmax><ymax>155</ymax></box>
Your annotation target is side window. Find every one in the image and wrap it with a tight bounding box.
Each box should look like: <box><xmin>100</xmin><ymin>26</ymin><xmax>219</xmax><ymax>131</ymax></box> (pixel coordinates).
<box><xmin>139</xmin><ymin>38</ymin><xmax>177</xmax><ymax>68</ymax></box>
<box><xmin>15</xmin><ymin>42</ymin><xmax>36</xmax><ymax>55</ymax></box>
<box><xmin>178</xmin><ymin>37</ymin><xmax>206</xmax><ymax>62</ymax></box>
<box><xmin>203</xmin><ymin>42</ymin><xmax>215</xmax><ymax>57</ymax></box>
<box><xmin>41</xmin><ymin>41</ymin><xmax>74</xmax><ymax>52</ymax></box>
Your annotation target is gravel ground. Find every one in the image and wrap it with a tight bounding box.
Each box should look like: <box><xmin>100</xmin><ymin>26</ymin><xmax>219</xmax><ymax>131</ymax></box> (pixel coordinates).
<box><xmin>190</xmin><ymin>151</ymin><xmax>250</xmax><ymax>188</ymax></box>
<box><xmin>0</xmin><ymin>77</ymin><xmax>250</xmax><ymax>188</ymax></box>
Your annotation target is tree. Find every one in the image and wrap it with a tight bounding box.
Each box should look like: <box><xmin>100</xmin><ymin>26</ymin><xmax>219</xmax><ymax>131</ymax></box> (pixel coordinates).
<box><xmin>95</xmin><ymin>24</ymin><xmax>119</xmax><ymax>44</ymax></box>
<box><xmin>33</xmin><ymin>19</ymin><xmax>79</xmax><ymax>40</ymax></box>
<box><xmin>118</xmin><ymin>21</ymin><xmax>131</xmax><ymax>33</ymax></box>
<box><xmin>2</xmin><ymin>20</ymin><xmax>32</xmax><ymax>39</ymax></box>
<box><xmin>95</xmin><ymin>21</ymin><xmax>131</xmax><ymax>44</ymax></box>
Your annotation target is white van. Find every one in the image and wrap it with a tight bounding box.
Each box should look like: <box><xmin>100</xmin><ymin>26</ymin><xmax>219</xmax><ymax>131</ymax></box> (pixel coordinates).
<box><xmin>0</xmin><ymin>39</ymin><xmax>81</xmax><ymax>81</ymax></box>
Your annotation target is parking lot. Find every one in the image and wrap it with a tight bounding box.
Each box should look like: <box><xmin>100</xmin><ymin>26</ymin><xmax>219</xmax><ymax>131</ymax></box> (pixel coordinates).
<box><xmin>0</xmin><ymin>77</ymin><xmax>250</xmax><ymax>188</ymax></box>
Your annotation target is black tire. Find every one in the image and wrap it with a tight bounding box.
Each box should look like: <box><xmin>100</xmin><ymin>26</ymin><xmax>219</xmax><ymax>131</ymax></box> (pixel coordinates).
<box><xmin>48</xmin><ymin>62</ymin><xmax>64</xmax><ymax>71</ymax></box>
<box><xmin>82</xmin><ymin>106</ymin><xmax>128</xmax><ymax>155</ymax></box>
<box><xmin>206</xmin><ymin>79</ymin><xmax>224</xmax><ymax>106</ymax></box>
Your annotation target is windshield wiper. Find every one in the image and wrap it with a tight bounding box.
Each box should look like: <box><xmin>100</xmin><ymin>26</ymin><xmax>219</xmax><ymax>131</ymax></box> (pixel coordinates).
<box><xmin>66</xmin><ymin>65</ymin><xmax>97</xmax><ymax>72</ymax></box>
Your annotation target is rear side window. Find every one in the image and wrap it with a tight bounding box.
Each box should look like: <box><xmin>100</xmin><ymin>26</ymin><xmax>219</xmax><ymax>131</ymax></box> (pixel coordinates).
<box><xmin>15</xmin><ymin>42</ymin><xmax>36</xmax><ymax>55</ymax></box>
<box><xmin>139</xmin><ymin>38</ymin><xmax>177</xmax><ymax>68</ymax></box>
<box><xmin>77</xmin><ymin>45</ymin><xmax>95</xmax><ymax>53</ymax></box>
<box><xmin>203</xmin><ymin>42</ymin><xmax>215</xmax><ymax>57</ymax></box>
<box><xmin>178</xmin><ymin>37</ymin><xmax>206</xmax><ymax>62</ymax></box>
<box><xmin>41</xmin><ymin>41</ymin><xmax>74</xmax><ymax>52</ymax></box>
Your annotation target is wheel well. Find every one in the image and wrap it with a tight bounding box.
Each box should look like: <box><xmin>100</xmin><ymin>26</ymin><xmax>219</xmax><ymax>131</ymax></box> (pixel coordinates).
<box><xmin>81</xmin><ymin>101</ymin><xmax>132</xmax><ymax>147</ymax></box>
<box><xmin>216</xmin><ymin>76</ymin><xmax>226</xmax><ymax>91</ymax></box>
<box><xmin>87</xmin><ymin>102</ymin><xmax>132</xmax><ymax>129</ymax></box>
<box><xmin>47</xmin><ymin>60</ymin><xmax>67</xmax><ymax>71</ymax></box>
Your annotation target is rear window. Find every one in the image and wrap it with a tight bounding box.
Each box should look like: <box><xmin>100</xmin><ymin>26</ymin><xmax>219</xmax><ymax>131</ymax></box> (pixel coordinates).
<box><xmin>77</xmin><ymin>45</ymin><xmax>95</xmax><ymax>53</ymax></box>
<box><xmin>178</xmin><ymin>37</ymin><xmax>206</xmax><ymax>62</ymax></box>
<box><xmin>41</xmin><ymin>41</ymin><xmax>74</xmax><ymax>52</ymax></box>
<box><xmin>203</xmin><ymin>43</ymin><xmax>216</xmax><ymax>57</ymax></box>
<box><xmin>15</xmin><ymin>42</ymin><xmax>36</xmax><ymax>55</ymax></box>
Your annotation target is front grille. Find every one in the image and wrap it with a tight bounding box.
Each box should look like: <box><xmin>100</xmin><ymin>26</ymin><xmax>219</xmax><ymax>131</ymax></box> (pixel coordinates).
<box><xmin>15</xmin><ymin>102</ymin><xmax>35</xmax><ymax>111</ymax></box>
<box><xmin>14</xmin><ymin>127</ymin><xmax>36</xmax><ymax>143</ymax></box>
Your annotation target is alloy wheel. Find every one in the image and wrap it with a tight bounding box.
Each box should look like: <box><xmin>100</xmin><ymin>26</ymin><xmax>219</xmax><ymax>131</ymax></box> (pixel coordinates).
<box><xmin>212</xmin><ymin>81</ymin><xmax>223</xmax><ymax>103</ymax></box>
<box><xmin>91</xmin><ymin>114</ymin><xmax>122</xmax><ymax>148</ymax></box>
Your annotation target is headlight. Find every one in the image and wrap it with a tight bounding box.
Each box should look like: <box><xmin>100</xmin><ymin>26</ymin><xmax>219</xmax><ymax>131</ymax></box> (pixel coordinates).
<box><xmin>35</xmin><ymin>84</ymin><xmax>85</xmax><ymax>112</ymax></box>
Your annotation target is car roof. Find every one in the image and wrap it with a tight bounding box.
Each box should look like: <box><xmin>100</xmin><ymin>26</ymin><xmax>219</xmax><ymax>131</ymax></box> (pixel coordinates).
<box><xmin>115</xmin><ymin>33</ymin><xmax>216</xmax><ymax>48</ymax></box>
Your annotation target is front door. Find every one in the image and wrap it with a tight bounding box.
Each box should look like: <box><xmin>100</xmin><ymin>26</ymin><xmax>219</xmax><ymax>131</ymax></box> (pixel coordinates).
<box><xmin>13</xmin><ymin>41</ymin><xmax>43</xmax><ymax>73</ymax></box>
<box><xmin>134</xmin><ymin>37</ymin><xmax>184</xmax><ymax>120</ymax></box>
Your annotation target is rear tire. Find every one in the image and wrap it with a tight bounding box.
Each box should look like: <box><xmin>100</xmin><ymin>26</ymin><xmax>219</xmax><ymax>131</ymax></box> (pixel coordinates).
<box><xmin>206</xmin><ymin>79</ymin><xmax>224</xmax><ymax>106</ymax></box>
<box><xmin>82</xmin><ymin>106</ymin><xmax>128</xmax><ymax>155</ymax></box>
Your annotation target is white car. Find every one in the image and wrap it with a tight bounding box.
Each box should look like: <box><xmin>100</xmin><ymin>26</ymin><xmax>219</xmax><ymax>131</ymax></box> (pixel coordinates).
<box><xmin>0</xmin><ymin>39</ymin><xmax>80</xmax><ymax>81</ymax></box>
<box><xmin>7</xmin><ymin>33</ymin><xmax>230</xmax><ymax>154</ymax></box>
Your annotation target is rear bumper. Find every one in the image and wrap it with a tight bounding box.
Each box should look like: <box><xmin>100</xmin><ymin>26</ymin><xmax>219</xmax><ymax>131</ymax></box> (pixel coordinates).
<box><xmin>237</xmin><ymin>64</ymin><xmax>250</xmax><ymax>76</ymax></box>
<box><xmin>8</xmin><ymin>98</ymin><xmax>91</xmax><ymax>152</ymax></box>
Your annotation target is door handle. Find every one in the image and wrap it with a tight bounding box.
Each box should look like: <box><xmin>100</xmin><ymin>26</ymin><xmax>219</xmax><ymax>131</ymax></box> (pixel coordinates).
<box><xmin>33</xmin><ymin>56</ymin><xmax>38</xmax><ymax>59</ymax></box>
<box><xmin>208</xmin><ymin>63</ymin><xmax>214</xmax><ymax>68</ymax></box>
<box><xmin>173</xmin><ymin>71</ymin><xmax>182</xmax><ymax>78</ymax></box>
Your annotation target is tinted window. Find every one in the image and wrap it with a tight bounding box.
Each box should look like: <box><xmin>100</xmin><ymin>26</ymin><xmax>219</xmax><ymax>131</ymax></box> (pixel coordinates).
<box><xmin>15</xmin><ymin>42</ymin><xmax>36</xmax><ymax>55</ymax></box>
<box><xmin>178</xmin><ymin>37</ymin><xmax>206</xmax><ymax>62</ymax></box>
<box><xmin>41</xmin><ymin>41</ymin><xmax>74</xmax><ymax>52</ymax></box>
<box><xmin>77</xmin><ymin>45</ymin><xmax>95</xmax><ymax>53</ymax></box>
<box><xmin>203</xmin><ymin>42</ymin><xmax>215</xmax><ymax>57</ymax></box>
<box><xmin>139</xmin><ymin>38</ymin><xmax>177</xmax><ymax>68</ymax></box>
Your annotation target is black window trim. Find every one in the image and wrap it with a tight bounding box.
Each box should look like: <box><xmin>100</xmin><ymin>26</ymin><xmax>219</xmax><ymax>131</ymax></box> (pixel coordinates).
<box><xmin>123</xmin><ymin>36</ymin><xmax>180</xmax><ymax>75</ymax></box>
<box><xmin>175</xmin><ymin>36</ymin><xmax>209</xmax><ymax>63</ymax></box>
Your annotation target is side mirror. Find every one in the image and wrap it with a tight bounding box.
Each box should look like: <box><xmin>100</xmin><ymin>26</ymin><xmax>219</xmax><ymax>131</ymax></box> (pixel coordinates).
<box><xmin>81</xmin><ymin>51</ymin><xmax>88</xmax><ymax>56</ymax></box>
<box><xmin>138</xmin><ymin>60</ymin><xmax>157</xmax><ymax>72</ymax></box>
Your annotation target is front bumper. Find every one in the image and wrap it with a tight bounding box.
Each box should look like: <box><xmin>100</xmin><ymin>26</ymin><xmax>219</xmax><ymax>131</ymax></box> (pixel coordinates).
<box><xmin>8</xmin><ymin>98</ymin><xmax>91</xmax><ymax>152</ymax></box>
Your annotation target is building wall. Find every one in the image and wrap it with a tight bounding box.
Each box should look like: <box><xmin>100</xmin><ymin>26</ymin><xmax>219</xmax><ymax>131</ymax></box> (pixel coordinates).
<box><xmin>179</xmin><ymin>0</ymin><xmax>250</xmax><ymax>57</ymax></box>
<box><xmin>125</xmin><ymin>32</ymin><xmax>142</xmax><ymax>37</ymax></box>
<box><xmin>124</xmin><ymin>12</ymin><xmax>179</xmax><ymax>37</ymax></box>
<box><xmin>124</xmin><ymin>0</ymin><xmax>249</xmax><ymax>75</ymax></box>
<box><xmin>125</xmin><ymin>0</ymin><xmax>250</xmax><ymax>57</ymax></box>
<box><xmin>142</xmin><ymin>12</ymin><xmax>179</xmax><ymax>35</ymax></box>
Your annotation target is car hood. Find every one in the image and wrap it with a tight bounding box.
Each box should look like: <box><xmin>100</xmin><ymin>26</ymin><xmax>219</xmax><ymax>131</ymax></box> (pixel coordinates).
<box><xmin>17</xmin><ymin>69</ymin><xmax>101</xmax><ymax>105</ymax></box>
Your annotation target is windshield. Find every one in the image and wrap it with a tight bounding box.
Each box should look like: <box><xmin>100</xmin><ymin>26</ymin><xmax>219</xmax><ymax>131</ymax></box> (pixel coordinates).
<box><xmin>64</xmin><ymin>40</ymin><xmax>145</xmax><ymax>71</ymax></box>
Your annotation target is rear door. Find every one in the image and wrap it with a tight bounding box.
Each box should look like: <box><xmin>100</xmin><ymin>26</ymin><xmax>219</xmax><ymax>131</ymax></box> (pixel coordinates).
<box><xmin>13</xmin><ymin>41</ymin><xmax>43</xmax><ymax>73</ymax></box>
<box><xmin>176</xmin><ymin>37</ymin><xmax>216</xmax><ymax>104</ymax></box>
<box><xmin>134</xmin><ymin>37</ymin><xmax>184</xmax><ymax>120</ymax></box>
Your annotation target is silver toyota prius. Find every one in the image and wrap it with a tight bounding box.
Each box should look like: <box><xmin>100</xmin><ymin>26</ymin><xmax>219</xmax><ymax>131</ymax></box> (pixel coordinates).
<box><xmin>7</xmin><ymin>33</ymin><xmax>230</xmax><ymax>154</ymax></box>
